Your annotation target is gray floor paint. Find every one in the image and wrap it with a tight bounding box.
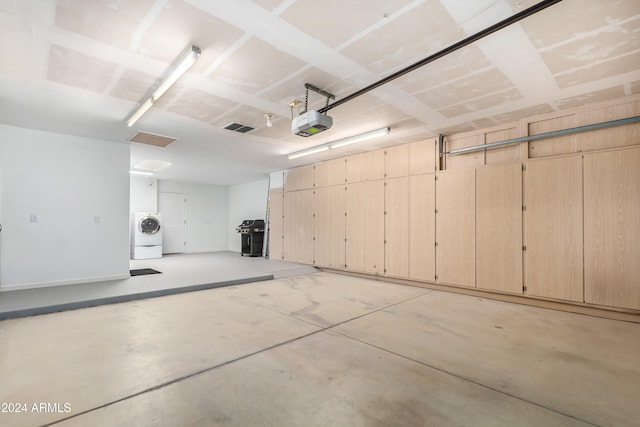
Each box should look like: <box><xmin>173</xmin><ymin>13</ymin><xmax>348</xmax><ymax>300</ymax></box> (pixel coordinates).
<box><xmin>0</xmin><ymin>256</ymin><xmax>638</xmax><ymax>426</ymax></box>
<box><xmin>0</xmin><ymin>252</ymin><xmax>316</xmax><ymax>319</ymax></box>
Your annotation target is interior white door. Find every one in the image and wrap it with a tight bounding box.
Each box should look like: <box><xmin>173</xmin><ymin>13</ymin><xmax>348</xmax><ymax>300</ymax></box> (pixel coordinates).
<box><xmin>159</xmin><ymin>192</ymin><xmax>186</xmax><ymax>254</ymax></box>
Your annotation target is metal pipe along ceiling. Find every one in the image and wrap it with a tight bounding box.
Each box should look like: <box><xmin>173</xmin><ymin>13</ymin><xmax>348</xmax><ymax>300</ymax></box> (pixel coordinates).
<box><xmin>318</xmin><ymin>0</ymin><xmax>564</xmax><ymax>114</ymax></box>
<box><xmin>447</xmin><ymin>115</ymin><xmax>640</xmax><ymax>155</ymax></box>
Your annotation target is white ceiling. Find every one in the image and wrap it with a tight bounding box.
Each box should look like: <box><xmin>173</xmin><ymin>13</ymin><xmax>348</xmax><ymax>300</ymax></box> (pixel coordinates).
<box><xmin>0</xmin><ymin>0</ymin><xmax>638</xmax><ymax>185</ymax></box>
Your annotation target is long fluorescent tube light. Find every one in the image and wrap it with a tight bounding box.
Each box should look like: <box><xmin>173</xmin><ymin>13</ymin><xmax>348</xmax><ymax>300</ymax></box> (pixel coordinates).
<box><xmin>287</xmin><ymin>145</ymin><xmax>330</xmax><ymax>160</ymax></box>
<box><xmin>129</xmin><ymin>170</ymin><xmax>154</xmax><ymax>176</ymax></box>
<box><xmin>287</xmin><ymin>127</ymin><xmax>390</xmax><ymax>160</ymax></box>
<box><xmin>127</xmin><ymin>46</ymin><xmax>201</xmax><ymax>127</ymax></box>
<box><xmin>330</xmin><ymin>127</ymin><xmax>389</xmax><ymax>149</ymax></box>
<box><xmin>126</xmin><ymin>99</ymin><xmax>153</xmax><ymax>128</ymax></box>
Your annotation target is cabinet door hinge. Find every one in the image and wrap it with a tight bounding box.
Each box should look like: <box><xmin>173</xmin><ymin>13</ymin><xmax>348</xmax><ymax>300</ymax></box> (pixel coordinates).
<box><xmin>522</xmin><ymin>245</ymin><xmax>527</xmax><ymax>251</ymax></box>
<box><xmin>523</xmin><ymin>285</ymin><xmax>527</xmax><ymax>292</ymax></box>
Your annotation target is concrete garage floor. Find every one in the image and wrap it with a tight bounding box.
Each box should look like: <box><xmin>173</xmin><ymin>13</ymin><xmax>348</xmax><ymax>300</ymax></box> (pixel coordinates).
<box><xmin>0</xmin><ymin>272</ymin><xmax>638</xmax><ymax>426</ymax></box>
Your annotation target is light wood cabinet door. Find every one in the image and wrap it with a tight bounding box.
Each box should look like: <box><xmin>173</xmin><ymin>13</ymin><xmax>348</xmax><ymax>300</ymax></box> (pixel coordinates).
<box><xmin>476</xmin><ymin>163</ymin><xmax>523</xmax><ymax>294</ymax></box>
<box><xmin>284</xmin><ymin>165</ymin><xmax>314</xmax><ymax>191</ymax></box>
<box><xmin>410</xmin><ymin>138</ymin><xmax>437</xmax><ymax>175</ymax></box>
<box><xmin>315</xmin><ymin>158</ymin><xmax>345</xmax><ymax>188</ymax></box>
<box><xmin>346</xmin><ymin>181</ymin><xmax>384</xmax><ymax>274</ymax></box>
<box><xmin>314</xmin><ymin>186</ymin><xmax>346</xmax><ymax>269</ymax></box>
<box><xmin>409</xmin><ymin>174</ymin><xmax>435</xmax><ymax>282</ymax></box>
<box><xmin>385</xmin><ymin>144</ymin><xmax>409</xmax><ymax>178</ymax></box>
<box><xmin>436</xmin><ymin>169</ymin><xmax>476</xmax><ymax>287</ymax></box>
<box><xmin>283</xmin><ymin>189</ymin><xmax>314</xmax><ymax>264</ymax></box>
<box><xmin>268</xmin><ymin>190</ymin><xmax>284</xmax><ymax>260</ymax></box>
<box><xmin>385</xmin><ymin>177</ymin><xmax>409</xmax><ymax>278</ymax></box>
<box><xmin>524</xmin><ymin>156</ymin><xmax>583</xmax><ymax>302</ymax></box>
<box><xmin>584</xmin><ymin>148</ymin><xmax>640</xmax><ymax>310</ymax></box>
<box><xmin>346</xmin><ymin>150</ymin><xmax>385</xmax><ymax>183</ymax></box>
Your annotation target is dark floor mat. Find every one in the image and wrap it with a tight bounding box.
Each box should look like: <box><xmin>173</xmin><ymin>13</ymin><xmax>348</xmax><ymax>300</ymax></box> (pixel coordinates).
<box><xmin>130</xmin><ymin>268</ymin><xmax>162</xmax><ymax>276</ymax></box>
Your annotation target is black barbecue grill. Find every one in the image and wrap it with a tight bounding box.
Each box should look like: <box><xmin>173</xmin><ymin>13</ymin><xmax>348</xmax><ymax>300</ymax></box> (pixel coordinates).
<box><xmin>235</xmin><ymin>219</ymin><xmax>265</xmax><ymax>257</ymax></box>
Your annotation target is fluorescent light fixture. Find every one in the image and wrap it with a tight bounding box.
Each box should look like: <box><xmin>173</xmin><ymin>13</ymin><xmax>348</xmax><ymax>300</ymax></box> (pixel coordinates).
<box><xmin>126</xmin><ymin>99</ymin><xmax>153</xmax><ymax>128</ymax></box>
<box><xmin>127</xmin><ymin>46</ymin><xmax>201</xmax><ymax>127</ymax></box>
<box><xmin>330</xmin><ymin>127</ymin><xmax>389</xmax><ymax>149</ymax></box>
<box><xmin>287</xmin><ymin>127</ymin><xmax>390</xmax><ymax>160</ymax></box>
<box><xmin>287</xmin><ymin>145</ymin><xmax>329</xmax><ymax>160</ymax></box>
<box><xmin>129</xmin><ymin>170</ymin><xmax>154</xmax><ymax>176</ymax></box>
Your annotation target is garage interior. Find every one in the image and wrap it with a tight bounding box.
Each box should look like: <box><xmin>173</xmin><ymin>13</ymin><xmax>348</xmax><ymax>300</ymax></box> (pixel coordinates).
<box><xmin>0</xmin><ymin>0</ymin><xmax>639</xmax><ymax>426</ymax></box>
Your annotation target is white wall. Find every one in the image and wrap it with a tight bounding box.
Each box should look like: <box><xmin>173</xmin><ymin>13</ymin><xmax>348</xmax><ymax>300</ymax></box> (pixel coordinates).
<box><xmin>269</xmin><ymin>171</ymin><xmax>284</xmax><ymax>190</ymax></box>
<box><xmin>0</xmin><ymin>124</ymin><xmax>130</xmax><ymax>290</ymax></box>
<box><xmin>130</xmin><ymin>175</ymin><xmax>158</xmax><ymax>213</ymax></box>
<box><xmin>158</xmin><ymin>180</ymin><xmax>229</xmax><ymax>253</ymax></box>
<box><xmin>227</xmin><ymin>179</ymin><xmax>269</xmax><ymax>253</ymax></box>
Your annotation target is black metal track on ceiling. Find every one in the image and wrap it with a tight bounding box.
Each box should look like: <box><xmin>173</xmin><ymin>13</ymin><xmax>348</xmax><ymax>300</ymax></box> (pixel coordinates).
<box><xmin>318</xmin><ymin>0</ymin><xmax>564</xmax><ymax>114</ymax></box>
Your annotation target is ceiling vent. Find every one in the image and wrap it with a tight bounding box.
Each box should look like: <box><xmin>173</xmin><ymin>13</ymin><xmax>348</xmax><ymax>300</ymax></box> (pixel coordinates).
<box><xmin>224</xmin><ymin>122</ymin><xmax>255</xmax><ymax>133</ymax></box>
<box><xmin>129</xmin><ymin>131</ymin><xmax>177</xmax><ymax>147</ymax></box>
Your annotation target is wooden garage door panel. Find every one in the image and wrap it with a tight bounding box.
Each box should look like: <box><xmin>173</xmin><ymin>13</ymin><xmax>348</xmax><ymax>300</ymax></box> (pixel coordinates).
<box><xmin>346</xmin><ymin>181</ymin><xmax>384</xmax><ymax>274</ymax></box>
<box><xmin>436</xmin><ymin>169</ymin><xmax>476</xmax><ymax>287</ymax></box>
<box><xmin>268</xmin><ymin>190</ymin><xmax>283</xmax><ymax>260</ymax></box>
<box><xmin>283</xmin><ymin>189</ymin><xmax>314</xmax><ymax>264</ymax></box>
<box><xmin>409</xmin><ymin>139</ymin><xmax>437</xmax><ymax>175</ymax></box>
<box><xmin>314</xmin><ymin>186</ymin><xmax>346</xmax><ymax>269</ymax></box>
<box><xmin>476</xmin><ymin>163</ymin><xmax>523</xmax><ymax>294</ymax></box>
<box><xmin>284</xmin><ymin>165</ymin><xmax>314</xmax><ymax>191</ymax></box>
<box><xmin>524</xmin><ymin>156</ymin><xmax>583</xmax><ymax>302</ymax></box>
<box><xmin>385</xmin><ymin>144</ymin><xmax>409</xmax><ymax>179</ymax></box>
<box><xmin>385</xmin><ymin>177</ymin><xmax>409</xmax><ymax>278</ymax></box>
<box><xmin>315</xmin><ymin>158</ymin><xmax>345</xmax><ymax>188</ymax></box>
<box><xmin>584</xmin><ymin>148</ymin><xmax>640</xmax><ymax>310</ymax></box>
<box><xmin>346</xmin><ymin>150</ymin><xmax>385</xmax><ymax>183</ymax></box>
<box><xmin>409</xmin><ymin>174</ymin><xmax>435</xmax><ymax>282</ymax></box>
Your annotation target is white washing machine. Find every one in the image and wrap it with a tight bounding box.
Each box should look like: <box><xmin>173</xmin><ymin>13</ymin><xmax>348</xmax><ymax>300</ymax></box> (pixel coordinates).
<box><xmin>131</xmin><ymin>212</ymin><xmax>163</xmax><ymax>259</ymax></box>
